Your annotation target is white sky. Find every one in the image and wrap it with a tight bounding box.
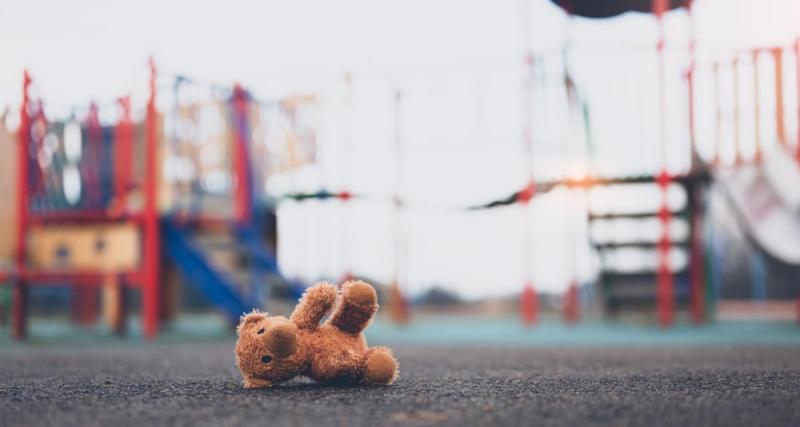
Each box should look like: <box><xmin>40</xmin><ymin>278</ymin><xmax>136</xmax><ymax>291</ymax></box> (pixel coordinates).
<box><xmin>2</xmin><ymin>0</ymin><xmax>799</xmax><ymax>298</ymax></box>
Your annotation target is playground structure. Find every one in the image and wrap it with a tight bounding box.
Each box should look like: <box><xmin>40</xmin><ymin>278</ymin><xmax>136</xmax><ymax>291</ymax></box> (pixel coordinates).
<box><xmin>520</xmin><ymin>0</ymin><xmax>800</xmax><ymax>325</ymax></box>
<box><xmin>1</xmin><ymin>1</ymin><xmax>799</xmax><ymax>340</ymax></box>
<box><xmin>5</xmin><ymin>66</ymin><xmax>161</xmax><ymax>339</ymax></box>
<box><xmin>2</xmin><ymin>61</ymin><xmax>314</xmax><ymax>339</ymax></box>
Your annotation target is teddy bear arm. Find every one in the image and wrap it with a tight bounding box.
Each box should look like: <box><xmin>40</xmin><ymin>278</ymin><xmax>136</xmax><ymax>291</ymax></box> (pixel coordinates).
<box><xmin>290</xmin><ymin>282</ymin><xmax>337</xmax><ymax>330</ymax></box>
<box><xmin>327</xmin><ymin>281</ymin><xmax>378</xmax><ymax>334</ymax></box>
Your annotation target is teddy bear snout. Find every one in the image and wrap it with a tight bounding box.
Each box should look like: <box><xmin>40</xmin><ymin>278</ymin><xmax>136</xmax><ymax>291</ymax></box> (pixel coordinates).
<box><xmin>262</xmin><ymin>323</ymin><xmax>298</xmax><ymax>358</ymax></box>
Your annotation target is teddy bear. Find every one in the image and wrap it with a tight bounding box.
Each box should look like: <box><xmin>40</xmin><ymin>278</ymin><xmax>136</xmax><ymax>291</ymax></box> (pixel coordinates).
<box><xmin>235</xmin><ymin>280</ymin><xmax>399</xmax><ymax>388</ymax></box>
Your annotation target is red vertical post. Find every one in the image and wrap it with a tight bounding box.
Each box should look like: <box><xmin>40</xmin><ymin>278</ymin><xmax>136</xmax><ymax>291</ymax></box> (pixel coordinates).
<box><xmin>773</xmin><ymin>48</ymin><xmax>787</xmax><ymax>149</ymax></box>
<box><xmin>732</xmin><ymin>58</ymin><xmax>743</xmax><ymax>165</ymax></box>
<box><xmin>519</xmin><ymin>0</ymin><xmax>538</xmax><ymax>326</ymax></box>
<box><xmin>85</xmin><ymin>103</ymin><xmax>103</xmax><ymax>209</ymax></box>
<box><xmin>753</xmin><ymin>51</ymin><xmax>763</xmax><ymax>163</ymax></box>
<box><xmin>654</xmin><ymin>0</ymin><xmax>674</xmax><ymax>327</ymax></box>
<box><xmin>652</xmin><ymin>0</ymin><xmax>668</xmax><ymax>16</ymax></box>
<box><xmin>114</xmin><ymin>96</ymin><xmax>133</xmax><ymax>214</ymax></box>
<box><xmin>12</xmin><ymin>71</ymin><xmax>32</xmax><ymax>339</ymax></box>
<box><xmin>519</xmin><ymin>179</ymin><xmax>538</xmax><ymax>327</ymax></box>
<box><xmin>657</xmin><ymin>171</ymin><xmax>675</xmax><ymax>327</ymax></box>
<box><xmin>231</xmin><ymin>85</ymin><xmax>252</xmax><ymax>226</ymax></box>
<box><xmin>686</xmin><ymin>58</ymin><xmax>697</xmax><ymax>167</ymax></box>
<box><xmin>520</xmin><ymin>281</ymin><xmax>538</xmax><ymax>326</ymax></box>
<box><xmin>338</xmin><ymin>191</ymin><xmax>353</xmax><ymax>282</ymax></box>
<box><xmin>686</xmin><ymin>0</ymin><xmax>698</xmax><ymax>168</ymax></box>
<box><xmin>142</xmin><ymin>58</ymin><xmax>161</xmax><ymax>338</ymax></box>
<box><xmin>562</xmin><ymin>280</ymin><xmax>579</xmax><ymax>324</ymax></box>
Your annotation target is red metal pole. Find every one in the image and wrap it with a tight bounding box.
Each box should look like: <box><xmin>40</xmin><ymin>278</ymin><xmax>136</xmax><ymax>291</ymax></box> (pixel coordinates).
<box><xmin>753</xmin><ymin>51</ymin><xmax>763</xmax><ymax>163</ymax></box>
<box><xmin>657</xmin><ymin>171</ymin><xmax>674</xmax><ymax>327</ymax></box>
<box><xmin>773</xmin><ymin>47</ymin><xmax>787</xmax><ymax>149</ymax></box>
<box><xmin>142</xmin><ymin>58</ymin><xmax>161</xmax><ymax>338</ymax></box>
<box><xmin>85</xmin><ymin>103</ymin><xmax>103</xmax><ymax>209</ymax></box>
<box><xmin>231</xmin><ymin>85</ymin><xmax>252</xmax><ymax>226</ymax></box>
<box><xmin>686</xmin><ymin>0</ymin><xmax>696</xmax><ymax>162</ymax></box>
<box><xmin>12</xmin><ymin>70</ymin><xmax>32</xmax><ymax>339</ymax></box>
<box><xmin>562</xmin><ymin>280</ymin><xmax>579</xmax><ymax>324</ymax></box>
<box><xmin>687</xmin><ymin>59</ymin><xmax>698</xmax><ymax>168</ymax></box>
<box><xmin>519</xmin><ymin>0</ymin><xmax>538</xmax><ymax>326</ymax></box>
<box><xmin>114</xmin><ymin>96</ymin><xmax>133</xmax><ymax>215</ymax></box>
<box><xmin>520</xmin><ymin>280</ymin><xmax>538</xmax><ymax>326</ymax></box>
<box><xmin>732</xmin><ymin>58</ymin><xmax>743</xmax><ymax>165</ymax></box>
<box><xmin>654</xmin><ymin>0</ymin><xmax>674</xmax><ymax>327</ymax></box>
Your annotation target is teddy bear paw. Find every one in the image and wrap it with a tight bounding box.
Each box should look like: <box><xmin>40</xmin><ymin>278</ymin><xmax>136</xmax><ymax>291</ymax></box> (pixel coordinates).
<box><xmin>364</xmin><ymin>348</ymin><xmax>398</xmax><ymax>385</ymax></box>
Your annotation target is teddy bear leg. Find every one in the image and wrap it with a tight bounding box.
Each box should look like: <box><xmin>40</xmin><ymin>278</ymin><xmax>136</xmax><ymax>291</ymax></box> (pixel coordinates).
<box><xmin>364</xmin><ymin>347</ymin><xmax>399</xmax><ymax>385</ymax></box>
<box><xmin>327</xmin><ymin>280</ymin><xmax>378</xmax><ymax>334</ymax></box>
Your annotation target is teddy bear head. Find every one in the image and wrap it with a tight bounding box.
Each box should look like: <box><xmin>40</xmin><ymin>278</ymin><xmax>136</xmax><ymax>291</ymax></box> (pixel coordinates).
<box><xmin>235</xmin><ymin>311</ymin><xmax>302</xmax><ymax>388</ymax></box>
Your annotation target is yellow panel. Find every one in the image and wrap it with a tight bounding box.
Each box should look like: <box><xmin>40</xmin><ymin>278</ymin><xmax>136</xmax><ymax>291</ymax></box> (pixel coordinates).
<box><xmin>28</xmin><ymin>224</ymin><xmax>141</xmax><ymax>271</ymax></box>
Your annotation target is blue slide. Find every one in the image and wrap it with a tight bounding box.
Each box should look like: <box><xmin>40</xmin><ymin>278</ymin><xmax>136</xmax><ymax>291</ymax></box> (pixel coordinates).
<box><xmin>162</xmin><ymin>219</ymin><xmax>303</xmax><ymax>324</ymax></box>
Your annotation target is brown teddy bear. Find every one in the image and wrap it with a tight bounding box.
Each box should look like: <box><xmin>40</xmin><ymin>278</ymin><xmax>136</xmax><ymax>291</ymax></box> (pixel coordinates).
<box><xmin>235</xmin><ymin>280</ymin><xmax>399</xmax><ymax>388</ymax></box>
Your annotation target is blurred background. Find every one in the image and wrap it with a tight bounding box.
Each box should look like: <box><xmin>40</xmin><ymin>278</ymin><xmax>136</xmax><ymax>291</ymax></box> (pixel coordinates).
<box><xmin>1</xmin><ymin>0</ymin><xmax>799</xmax><ymax>344</ymax></box>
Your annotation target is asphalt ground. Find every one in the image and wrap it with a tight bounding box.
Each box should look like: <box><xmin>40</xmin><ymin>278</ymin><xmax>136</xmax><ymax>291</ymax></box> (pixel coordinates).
<box><xmin>2</xmin><ymin>343</ymin><xmax>799</xmax><ymax>427</ymax></box>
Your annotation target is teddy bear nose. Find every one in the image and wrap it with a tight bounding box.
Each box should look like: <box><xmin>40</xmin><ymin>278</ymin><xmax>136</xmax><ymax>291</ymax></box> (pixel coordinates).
<box><xmin>261</xmin><ymin>355</ymin><xmax>272</xmax><ymax>364</ymax></box>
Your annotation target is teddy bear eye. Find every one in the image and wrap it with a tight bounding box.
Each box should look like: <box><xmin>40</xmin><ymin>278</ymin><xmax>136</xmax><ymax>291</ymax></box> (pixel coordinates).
<box><xmin>261</xmin><ymin>355</ymin><xmax>272</xmax><ymax>364</ymax></box>
<box><xmin>257</xmin><ymin>328</ymin><xmax>265</xmax><ymax>335</ymax></box>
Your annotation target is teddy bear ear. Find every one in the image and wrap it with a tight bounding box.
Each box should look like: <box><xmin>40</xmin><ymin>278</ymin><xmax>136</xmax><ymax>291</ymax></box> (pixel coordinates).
<box><xmin>237</xmin><ymin>311</ymin><xmax>266</xmax><ymax>336</ymax></box>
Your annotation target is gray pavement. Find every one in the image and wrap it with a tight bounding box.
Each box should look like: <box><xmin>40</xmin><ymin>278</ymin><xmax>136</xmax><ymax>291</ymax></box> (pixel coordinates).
<box><xmin>1</xmin><ymin>343</ymin><xmax>799</xmax><ymax>426</ymax></box>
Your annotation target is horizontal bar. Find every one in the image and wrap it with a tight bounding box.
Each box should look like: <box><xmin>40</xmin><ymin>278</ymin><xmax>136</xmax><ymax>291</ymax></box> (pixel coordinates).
<box><xmin>27</xmin><ymin>211</ymin><xmax>145</xmax><ymax>224</ymax></box>
<box><xmin>15</xmin><ymin>270</ymin><xmax>145</xmax><ymax>286</ymax></box>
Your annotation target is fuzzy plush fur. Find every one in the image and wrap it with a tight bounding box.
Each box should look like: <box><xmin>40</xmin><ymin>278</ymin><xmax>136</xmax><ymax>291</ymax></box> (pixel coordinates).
<box><xmin>235</xmin><ymin>280</ymin><xmax>399</xmax><ymax>388</ymax></box>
